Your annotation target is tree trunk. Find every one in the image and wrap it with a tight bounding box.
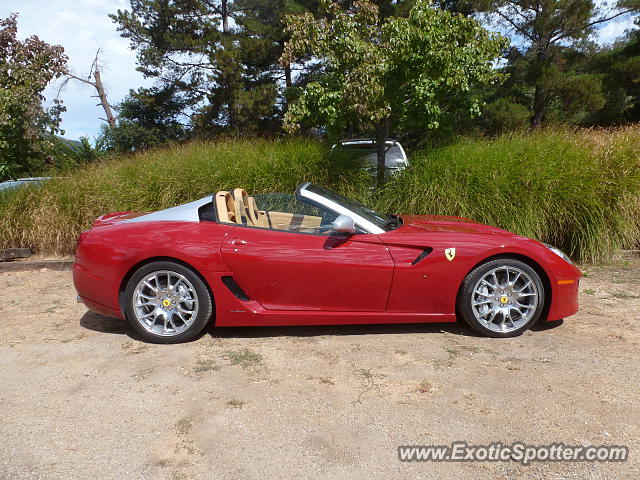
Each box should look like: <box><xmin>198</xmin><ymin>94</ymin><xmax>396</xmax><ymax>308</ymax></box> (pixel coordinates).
<box><xmin>282</xmin><ymin>62</ymin><xmax>293</xmax><ymax>113</ymax></box>
<box><xmin>530</xmin><ymin>43</ymin><xmax>549</xmax><ymax>129</ymax></box>
<box><xmin>65</xmin><ymin>50</ymin><xmax>116</xmax><ymax>128</ymax></box>
<box><xmin>220</xmin><ymin>5</ymin><xmax>235</xmax><ymax>130</ymax></box>
<box><xmin>284</xmin><ymin>62</ymin><xmax>292</xmax><ymax>89</ymax></box>
<box><xmin>93</xmin><ymin>66</ymin><xmax>116</xmax><ymax>128</ymax></box>
<box><xmin>530</xmin><ymin>83</ymin><xmax>545</xmax><ymax>128</ymax></box>
<box><xmin>222</xmin><ymin>0</ymin><xmax>229</xmax><ymax>33</ymax></box>
<box><xmin>375</xmin><ymin>117</ymin><xmax>390</xmax><ymax>188</ymax></box>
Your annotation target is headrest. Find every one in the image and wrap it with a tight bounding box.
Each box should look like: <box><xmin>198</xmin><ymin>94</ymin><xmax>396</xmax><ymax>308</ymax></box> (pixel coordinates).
<box><xmin>233</xmin><ymin>188</ymin><xmax>250</xmax><ymax>225</ymax></box>
<box><xmin>215</xmin><ymin>190</ymin><xmax>235</xmax><ymax>223</ymax></box>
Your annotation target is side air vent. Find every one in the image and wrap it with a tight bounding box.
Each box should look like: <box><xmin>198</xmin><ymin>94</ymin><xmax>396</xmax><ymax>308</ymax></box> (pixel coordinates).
<box><xmin>411</xmin><ymin>248</ymin><xmax>433</xmax><ymax>266</ymax></box>
<box><xmin>221</xmin><ymin>276</ymin><xmax>250</xmax><ymax>301</ymax></box>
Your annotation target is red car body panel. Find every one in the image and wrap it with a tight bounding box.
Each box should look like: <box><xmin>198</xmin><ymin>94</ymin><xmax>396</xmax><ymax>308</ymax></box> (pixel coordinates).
<box><xmin>73</xmin><ymin>210</ymin><xmax>581</xmax><ymax>327</ymax></box>
<box><xmin>220</xmin><ymin>226</ymin><xmax>394</xmax><ymax>311</ymax></box>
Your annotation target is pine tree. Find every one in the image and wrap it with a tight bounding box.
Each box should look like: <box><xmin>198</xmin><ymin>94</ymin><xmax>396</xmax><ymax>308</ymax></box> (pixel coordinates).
<box><xmin>476</xmin><ymin>0</ymin><xmax>639</xmax><ymax>127</ymax></box>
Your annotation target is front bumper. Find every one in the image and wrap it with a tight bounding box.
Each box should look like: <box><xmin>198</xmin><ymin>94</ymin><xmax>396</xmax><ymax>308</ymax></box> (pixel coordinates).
<box><xmin>546</xmin><ymin>263</ymin><xmax>582</xmax><ymax>321</ymax></box>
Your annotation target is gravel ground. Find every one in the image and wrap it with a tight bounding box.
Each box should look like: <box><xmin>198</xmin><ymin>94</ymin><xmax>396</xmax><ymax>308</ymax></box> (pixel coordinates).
<box><xmin>1</xmin><ymin>260</ymin><xmax>639</xmax><ymax>480</ymax></box>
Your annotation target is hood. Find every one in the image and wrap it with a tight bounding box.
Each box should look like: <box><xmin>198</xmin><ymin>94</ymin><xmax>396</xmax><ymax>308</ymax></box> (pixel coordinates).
<box><xmin>398</xmin><ymin>214</ymin><xmax>514</xmax><ymax>236</ymax></box>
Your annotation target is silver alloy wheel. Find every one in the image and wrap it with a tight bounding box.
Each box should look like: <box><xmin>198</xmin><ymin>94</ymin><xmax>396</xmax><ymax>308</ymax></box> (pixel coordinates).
<box><xmin>470</xmin><ymin>266</ymin><xmax>539</xmax><ymax>333</ymax></box>
<box><xmin>132</xmin><ymin>270</ymin><xmax>199</xmax><ymax>337</ymax></box>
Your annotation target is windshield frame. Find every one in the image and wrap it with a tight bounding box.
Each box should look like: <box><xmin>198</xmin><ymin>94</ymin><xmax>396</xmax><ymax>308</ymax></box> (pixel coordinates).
<box><xmin>296</xmin><ymin>182</ymin><xmax>400</xmax><ymax>234</ymax></box>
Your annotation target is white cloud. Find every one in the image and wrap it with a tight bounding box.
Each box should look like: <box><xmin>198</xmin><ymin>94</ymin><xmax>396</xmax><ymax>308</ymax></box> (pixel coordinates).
<box><xmin>595</xmin><ymin>14</ymin><xmax>636</xmax><ymax>45</ymax></box>
<box><xmin>1</xmin><ymin>0</ymin><xmax>151</xmax><ymax>140</ymax></box>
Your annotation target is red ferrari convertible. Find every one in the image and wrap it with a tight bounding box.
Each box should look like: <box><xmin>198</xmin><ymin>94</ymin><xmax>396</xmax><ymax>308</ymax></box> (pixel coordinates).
<box><xmin>73</xmin><ymin>182</ymin><xmax>581</xmax><ymax>343</ymax></box>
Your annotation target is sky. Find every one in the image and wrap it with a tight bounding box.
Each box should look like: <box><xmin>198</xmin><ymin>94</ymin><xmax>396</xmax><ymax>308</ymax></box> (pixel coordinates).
<box><xmin>1</xmin><ymin>0</ymin><xmax>637</xmax><ymax>141</ymax></box>
<box><xmin>1</xmin><ymin>0</ymin><xmax>151</xmax><ymax>140</ymax></box>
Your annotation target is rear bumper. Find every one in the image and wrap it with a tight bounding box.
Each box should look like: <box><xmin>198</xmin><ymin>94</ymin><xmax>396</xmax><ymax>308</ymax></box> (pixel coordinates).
<box><xmin>73</xmin><ymin>256</ymin><xmax>126</xmax><ymax>319</ymax></box>
<box><xmin>77</xmin><ymin>295</ymin><xmax>123</xmax><ymax>319</ymax></box>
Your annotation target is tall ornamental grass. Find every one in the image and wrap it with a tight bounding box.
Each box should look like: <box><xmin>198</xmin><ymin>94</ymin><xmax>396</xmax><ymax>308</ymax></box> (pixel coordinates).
<box><xmin>1</xmin><ymin>128</ymin><xmax>639</xmax><ymax>262</ymax></box>
<box><xmin>0</xmin><ymin>139</ymin><xmax>337</xmax><ymax>255</ymax></box>
<box><xmin>364</xmin><ymin>127</ymin><xmax>640</xmax><ymax>262</ymax></box>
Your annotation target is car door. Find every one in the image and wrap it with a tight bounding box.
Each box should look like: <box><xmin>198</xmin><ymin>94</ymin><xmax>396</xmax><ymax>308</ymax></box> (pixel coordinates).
<box><xmin>220</xmin><ymin>226</ymin><xmax>394</xmax><ymax>311</ymax></box>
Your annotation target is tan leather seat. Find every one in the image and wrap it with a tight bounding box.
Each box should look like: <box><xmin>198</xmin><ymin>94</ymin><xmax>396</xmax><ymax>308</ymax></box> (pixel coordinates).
<box><xmin>233</xmin><ymin>188</ymin><xmax>251</xmax><ymax>225</ymax></box>
<box><xmin>231</xmin><ymin>188</ymin><xmax>268</xmax><ymax>227</ymax></box>
<box><xmin>268</xmin><ymin>211</ymin><xmax>322</xmax><ymax>231</ymax></box>
<box><xmin>215</xmin><ymin>191</ymin><xmax>237</xmax><ymax>223</ymax></box>
<box><xmin>248</xmin><ymin>196</ymin><xmax>270</xmax><ymax>227</ymax></box>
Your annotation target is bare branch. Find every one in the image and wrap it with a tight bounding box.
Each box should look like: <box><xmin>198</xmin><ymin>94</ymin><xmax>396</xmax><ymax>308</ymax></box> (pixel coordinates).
<box><xmin>550</xmin><ymin>9</ymin><xmax>635</xmax><ymax>43</ymax></box>
<box><xmin>587</xmin><ymin>8</ymin><xmax>635</xmax><ymax>28</ymax></box>
<box><xmin>65</xmin><ymin>49</ymin><xmax>116</xmax><ymax>127</ymax></box>
<box><xmin>494</xmin><ymin>9</ymin><xmax>536</xmax><ymax>41</ymax></box>
<box><xmin>66</xmin><ymin>73</ymin><xmax>96</xmax><ymax>87</ymax></box>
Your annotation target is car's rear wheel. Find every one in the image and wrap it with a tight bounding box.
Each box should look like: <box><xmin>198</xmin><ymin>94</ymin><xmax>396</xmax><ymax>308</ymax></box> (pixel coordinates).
<box><xmin>124</xmin><ymin>261</ymin><xmax>213</xmax><ymax>343</ymax></box>
<box><xmin>457</xmin><ymin>258</ymin><xmax>545</xmax><ymax>338</ymax></box>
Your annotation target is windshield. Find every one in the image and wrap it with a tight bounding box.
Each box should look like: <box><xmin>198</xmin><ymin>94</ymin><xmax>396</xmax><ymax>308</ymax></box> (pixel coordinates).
<box><xmin>300</xmin><ymin>183</ymin><xmax>400</xmax><ymax>232</ymax></box>
<box><xmin>336</xmin><ymin>143</ymin><xmax>405</xmax><ymax>164</ymax></box>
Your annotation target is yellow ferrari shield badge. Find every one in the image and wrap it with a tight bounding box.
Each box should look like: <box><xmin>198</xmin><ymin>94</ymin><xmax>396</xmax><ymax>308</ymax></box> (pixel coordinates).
<box><xmin>445</xmin><ymin>248</ymin><xmax>456</xmax><ymax>262</ymax></box>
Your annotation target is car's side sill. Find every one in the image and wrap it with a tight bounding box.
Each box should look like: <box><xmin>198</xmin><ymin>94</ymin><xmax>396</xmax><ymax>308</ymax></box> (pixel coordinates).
<box><xmin>216</xmin><ymin>308</ymin><xmax>456</xmax><ymax>327</ymax></box>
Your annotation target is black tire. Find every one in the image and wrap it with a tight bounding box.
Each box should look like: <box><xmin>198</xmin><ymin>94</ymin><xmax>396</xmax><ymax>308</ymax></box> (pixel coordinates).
<box><xmin>124</xmin><ymin>261</ymin><xmax>213</xmax><ymax>344</ymax></box>
<box><xmin>457</xmin><ymin>258</ymin><xmax>545</xmax><ymax>338</ymax></box>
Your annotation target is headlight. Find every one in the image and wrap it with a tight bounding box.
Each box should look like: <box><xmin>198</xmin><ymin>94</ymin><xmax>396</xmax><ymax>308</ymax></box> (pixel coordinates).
<box><xmin>543</xmin><ymin>243</ymin><xmax>574</xmax><ymax>264</ymax></box>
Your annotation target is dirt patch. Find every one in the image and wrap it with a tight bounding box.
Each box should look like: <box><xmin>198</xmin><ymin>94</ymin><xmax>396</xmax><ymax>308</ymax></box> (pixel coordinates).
<box><xmin>1</xmin><ymin>262</ymin><xmax>639</xmax><ymax>479</ymax></box>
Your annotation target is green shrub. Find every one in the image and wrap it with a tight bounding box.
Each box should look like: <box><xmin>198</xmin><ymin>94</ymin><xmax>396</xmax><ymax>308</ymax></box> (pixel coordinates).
<box><xmin>480</xmin><ymin>98</ymin><xmax>531</xmax><ymax>135</ymax></box>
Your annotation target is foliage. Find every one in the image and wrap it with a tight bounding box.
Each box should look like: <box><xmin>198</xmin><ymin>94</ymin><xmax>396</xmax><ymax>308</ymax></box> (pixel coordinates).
<box><xmin>583</xmin><ymin>29</ymin><xmax>640</xmax><ymax>125</ymax></box>
<box><xmin>481</xmin><ymin>45</ymin><xmax>607</xmax><ymax>131</ymax></box>
<box><xmin>480</xmin><ymin>97</ymin><xmax>531</xmax><ymax>134</ymax></box>
<box><xmin>432</xmin><ymin>0</ymin><xmax>476</xmax><ymax>15</ymax></box>
<box><xmin>0</xmin><ymin>14</ymin><xmax>68</xmax><ymax>180</ymax></box>
<box><xmin>104</xmin><ymin>0</ymin><xmax>640</xmax><ymax>143</ymax></box>
<box><xmin>281</xmin><ymin>0</ymin><xmax>507</xmax><ymax>183</ymax></box>
<box><xmin>110</xmin><ymin>0</ymin><xmax>313</xmax><ymax>136</ymax></box>
<box><xmin>51</xmin><ymin>136</ymin><xmax>105</xmax><ymax>169</ymax></box>
<box><xmin>476</xmin><ymin>0</ymin><xmax>639</xmax><ymax>127</ymax></box>
<box><xmin>283</xmin><ymin>0</ymin><xmax>507</xmax><ymax>133</ymax></box>
<box><xmin>98</xmin><ymin>121</ymin><xmax>166</xmax><ymax>153</ymax></box>
<box><xmin>98</xmin><ymin>86</ymin><xmax>188</xmax><ymax>153</ymax></box>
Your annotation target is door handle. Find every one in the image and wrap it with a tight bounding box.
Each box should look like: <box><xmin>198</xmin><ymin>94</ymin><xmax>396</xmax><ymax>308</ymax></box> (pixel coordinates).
<box><xmin>231</xmin><ymin>239</ymin><xmax>248</xmax><ymax>246</ymax></box>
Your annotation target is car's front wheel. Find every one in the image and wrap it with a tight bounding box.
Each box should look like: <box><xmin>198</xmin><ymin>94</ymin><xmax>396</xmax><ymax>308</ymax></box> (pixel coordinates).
<box><xmin>124</xmin><ymin>261</ymin><xmax>213</xmax><ymax>343</ymax></box>
<box><xmin>457</xmin><ymin>258</ymin><xmax>545</xmax><ymax>338</ymax></box>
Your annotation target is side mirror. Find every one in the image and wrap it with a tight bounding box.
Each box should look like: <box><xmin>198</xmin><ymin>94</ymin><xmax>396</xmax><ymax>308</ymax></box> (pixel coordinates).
<box><xmin>332</xmin><ymin>214</ymin><xmax>356</xmax><ymax>235</ymax></box>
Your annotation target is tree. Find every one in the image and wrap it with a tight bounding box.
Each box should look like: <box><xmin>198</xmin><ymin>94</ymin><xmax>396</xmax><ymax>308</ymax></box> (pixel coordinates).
<box><xmin>98</xmin><ymin>86</ymin><xmax>188</xmax><ymax>152</ymax></box>
<box><xmin>110</xmin><ymin>0</ymin><xmax>312</xmax><ymax>135</ymax></box>
<box><xmin>478</xmin><ymin>43</ymin><xmax>607</xmax><ymax>131</ymax></box>
<box><xmin>281</xmin><ymin>0</ymin><xmax>507</xmax><ymax>185</ymax></box>
<box><xmin>583</xmin><ymin>28</ymin><xmax>640</xmax><ymax>124</ymax></box>
<box><xmin>63</xmin><ymin>49</ymin><xmax>117</xmax><ymax>128</ymax></box>
<box><xmin>433</xmin><ymin>0</ymin><xmax>476</xmax><ymax>15</ymax></box>
<box><xmin>480</xmin><ymin>97</ymin><xmax>531</xmax><ymax>133</ymax></box>
<box><xmin>231</xmin><ymin>0</ymin><xmax>327</xmax><ymax>118</ymax></box>
<box><xmin>0</xmin><ymin>14</ymin><xmax>67</xmax><ymax>180</ymax></box>
<box><xmin>476</xmin><ymin>0</ymin><xmax>639</xmax><ymax>127</ymax></box>
<box><xmin>111</xmin><ymin>0</ymin><xmax>238</xmax><ymax>131</ymax></box>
